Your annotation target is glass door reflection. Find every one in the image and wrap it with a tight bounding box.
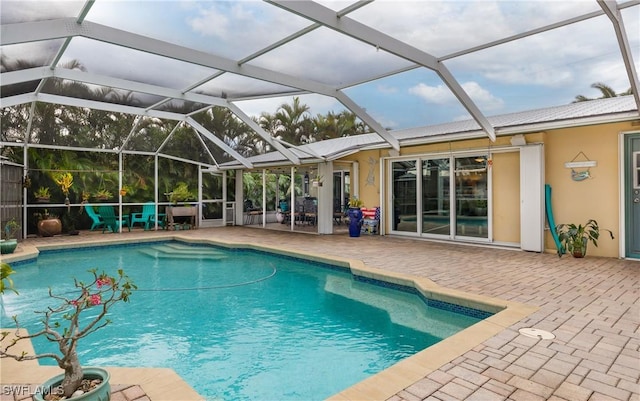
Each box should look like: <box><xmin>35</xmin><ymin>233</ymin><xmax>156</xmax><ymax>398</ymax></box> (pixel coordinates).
<box><xmin>454</xmin><ymin>156</ymin><xmax>488</xmax><ymax>238</ymax></box>
<box><xmin>422</xmin><ymin>158</ymin><xmax>450</xmax><ymax>235</ymax></box>
<box><xmin>392</xmin><ymin>160</ymin><xmax>417</xmax><ymax>232</ymax></box>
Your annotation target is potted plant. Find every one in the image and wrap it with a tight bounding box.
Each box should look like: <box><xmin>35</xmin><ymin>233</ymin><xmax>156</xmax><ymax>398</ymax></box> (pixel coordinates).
<box><xmin>347</xmin><ymin>197</ymin><xmax>364</xmax><ymax>237</ymax></box>
<box><xmin>34</xmin><ymin>186</ymin><xmax>51</xmax><ymax>203</ymax></box>
<box><xmin>35</xmin><ymin>209</ymin><xmax>62</xmax><ymax>237</ymax></box>
<box><xmin>311</xmin><ymin>175</ymin><xmax>323</xmax><ymax>187</ymax></box>
<box><xmin>348</xmin><ymin>197</ymin><xmax>363</xmax><ymax>209</ymax></box>
<box><xmin>166</xmin><ymin>183</ymin><xmax>197</xmax><ymax>229</ymax></box>
<box><xmin>1</xmin><ymin>269</ymin><xmax>136</xmax><ymax>400</ymax></box>
<box><xmin>93</xmin><ymin>189</ymin><xmax>113</xmax><ymax>202</ymax></box>
<box><xmin>0</xmin><ymin>219</ymin><xmax>20</xmax><ymax>254</ymax></box>
<box><xmin>54</xmin><ymin>172</ymin><xmax>73</xmax><ymax>205</ymax></box>
<box><xmin>168</xmin><ymin>182</ymin><xmax>195</xmax><ymax>205</ymax></box>
<box><xmin>556</xmin><ymin>219</ymin><xmax>614</xmax><ymax>258</ymax></box>
<box><xmin>53</xmin><ymin>172</ymin><xmax>80</xmax><ymax>234</ymax></box>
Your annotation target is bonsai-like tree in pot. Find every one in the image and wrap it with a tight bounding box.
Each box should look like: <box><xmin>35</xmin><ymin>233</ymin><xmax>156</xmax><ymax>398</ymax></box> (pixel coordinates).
<box><xmin>1</xmin><ymin>219</ymin><xmax>21</xmax><ymax>254</ymax></box>
<box><xmin>1</xmin><ymin>269</ymin><xmax>136</xmax><ymax>399</ymax></box>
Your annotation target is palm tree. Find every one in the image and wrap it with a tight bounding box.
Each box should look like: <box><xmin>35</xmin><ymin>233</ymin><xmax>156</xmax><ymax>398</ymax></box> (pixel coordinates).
<box><xmin>573</xmin><ymin>82</ymin><xmax>634</xmax><ymax>102</ymax></box>
<box><xmin>274</xmin><ymin>97</ymin><xmax>312</xmax><ymax>145</ymax></box>
<box><xmin>312</xmin><ymin>110</ymin><xmax>367</xmax><ymax>141</ymax></box>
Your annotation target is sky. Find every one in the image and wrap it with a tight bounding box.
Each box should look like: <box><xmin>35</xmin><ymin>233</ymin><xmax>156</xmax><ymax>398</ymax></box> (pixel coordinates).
<box><xmin>2</xmin><ymin>0</ymin><xmax>639</xmax><ymax>131</ymax></box>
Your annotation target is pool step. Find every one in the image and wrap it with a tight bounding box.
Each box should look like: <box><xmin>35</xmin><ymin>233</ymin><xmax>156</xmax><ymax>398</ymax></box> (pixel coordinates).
<box><xmin>139</xmin><ymin>245</ymin><xmax>228</xmax><ymax>260</ymax></box>
<box><xmin>162</xmin><ymin>242</ymin><xmax>213</xmax><ymax>251</ymax></box>
<box><xmin>324</xmin><ymin>276</ymin><xmax>436</xmax><ymax>334</ymax></box>
<box><xmin>151</xmin><ymin>244</ymin><xmax>225</xmax><ymax>256</ymax></box>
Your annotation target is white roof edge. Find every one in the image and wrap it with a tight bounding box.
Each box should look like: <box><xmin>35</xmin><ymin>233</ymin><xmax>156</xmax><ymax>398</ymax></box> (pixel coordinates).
<box><xmin>494</xmin><ymin>111</ymin><xmax>639</xmax><ymax>135</ymax></box>
<box><xmin>400</xmin><ymin>111</ymin><xmax>639</xmax><ymax>146</ymax></box>
<box><xmin>217</xmin><ymin>97</ymin><xmax>639</xmax><ymax>170</ymax></box>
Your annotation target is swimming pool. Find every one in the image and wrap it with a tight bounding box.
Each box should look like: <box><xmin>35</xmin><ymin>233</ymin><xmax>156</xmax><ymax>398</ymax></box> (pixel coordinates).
<box><xmin>1</xmin><ymin>242</ymin><xmax>490</xmax><ymax>400</ymax></box>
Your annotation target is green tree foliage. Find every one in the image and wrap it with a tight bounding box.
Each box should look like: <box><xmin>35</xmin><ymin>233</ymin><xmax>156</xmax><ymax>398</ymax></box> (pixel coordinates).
<box><xmin>573</xmin><ymin>82</ymin><xmax>634</xmax><ymax>102</ymax></box>
<box><xmin>2</xmin><ymin>56</ymin><xmax>371</xmax><ymax>219</ymax></box>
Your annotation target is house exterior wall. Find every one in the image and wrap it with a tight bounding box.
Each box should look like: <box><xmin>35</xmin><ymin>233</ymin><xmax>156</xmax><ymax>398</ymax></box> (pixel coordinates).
<box><xmin>491</xmin><ymin>151</ymin><xmax>520</xmax><ymax>244</ymax></box>
<box><xmin>338</xmin><ymin>121</ymin><xmax>634</xmax><ymax>258</ymax></box>
<box><xmin>543</xmin><ymin>122</ymin><xmax>630</xmax><ymax>257</ymax></box>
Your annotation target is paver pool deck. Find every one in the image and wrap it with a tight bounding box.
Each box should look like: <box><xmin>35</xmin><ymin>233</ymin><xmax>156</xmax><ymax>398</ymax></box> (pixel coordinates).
<box><xmin>1</xmin><ymin>226</ymin><xmax>638</xmax><ymax>401</ymax></box>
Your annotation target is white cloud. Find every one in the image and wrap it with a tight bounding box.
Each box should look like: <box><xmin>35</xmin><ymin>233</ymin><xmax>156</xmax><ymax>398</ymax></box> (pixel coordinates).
<box><xmin>408</xmin><ymin>83</ymin><xmax>452</xmax><ymax>105</ymax></box>
<box><xmin>462</xmin><ymin>82</ymin><xmax>504</xmax><ymax>111</ymax></box>
<box><xmin>188</xmin><ymin>6</ymin><xmax>231</xmax><ymax>38</ymax></box>
<box><xmin>409</xmin><ymin>81</ymin><xmax>504</xmax><ymax>111</ymax></box>
<box><xmin>184</xmin><ymin>2</ymin><xmax>311</xmax><ymax>59</ymax></box>
<box><xmin>234</xmin><ymin>94</ymin><xmax>344</xmax><ymax>120</ymax></box>
<box><xmin>352</xmin><ymin>0</ymin><xmax>628</xmax><ymax>101</ymax></box>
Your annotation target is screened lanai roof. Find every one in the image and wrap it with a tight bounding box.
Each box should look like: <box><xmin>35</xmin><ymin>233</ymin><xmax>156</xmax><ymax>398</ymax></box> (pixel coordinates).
<box><xmin>219</xmin><ymin>95</ymin><xmax>640</xmax><ymax>168</ymax></box>
<box><xmin>1</xmin><ymin>0</ymin><xmax>639</xmax><ymax>169</ymax></box>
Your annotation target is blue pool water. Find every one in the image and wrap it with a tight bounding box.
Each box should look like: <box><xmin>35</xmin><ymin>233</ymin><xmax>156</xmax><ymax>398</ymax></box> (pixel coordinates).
<box><xmin>1</xmin><ymin>242</ymin><xmax>487</xmax><ymax>400</ymax></box>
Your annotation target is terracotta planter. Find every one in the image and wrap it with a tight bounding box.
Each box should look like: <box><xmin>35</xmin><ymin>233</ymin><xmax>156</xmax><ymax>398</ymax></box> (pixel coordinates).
<box><xmin>38</xmin><ymin>218</ymin><xmax>62</xmax><ymax>237</ymax></box>
<box><xmin>34</xmin><ymin>367</ymin><xmax>110</xmax><ymax>401</ymax></box>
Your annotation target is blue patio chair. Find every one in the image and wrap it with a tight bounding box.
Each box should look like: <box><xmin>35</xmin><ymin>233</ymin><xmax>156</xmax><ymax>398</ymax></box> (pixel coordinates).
<box><xmin>84</xmin><ymin>204</ymin><xmax>105</xmax><ymax>231</ymax></box>
<box><xmin>131</xmin><ymin>202</ymin><xmax>166</xmax><ymax>230</ymax></box>
<box><xmin>97</xmin><ymin>206</ymin><xmax>131</xmax><ymax>233</ymax></box>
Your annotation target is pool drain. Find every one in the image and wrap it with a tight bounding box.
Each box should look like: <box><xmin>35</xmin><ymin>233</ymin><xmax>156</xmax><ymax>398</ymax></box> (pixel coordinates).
<box><xmin>518</xmin><ymin>327</ymin><xmax>555</xmax><ymax>340</ymax></box>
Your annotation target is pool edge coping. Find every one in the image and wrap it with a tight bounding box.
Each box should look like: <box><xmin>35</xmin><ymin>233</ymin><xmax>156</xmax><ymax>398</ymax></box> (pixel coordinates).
<box><xmin>1</xmin><ymin>234</ymin><xmax>538</xmax><ymax>401</ymax></box>
<box><xmin>194</xmin><ymin>237</ymin><xmax>538</xmax><ymax>401</ymax></box>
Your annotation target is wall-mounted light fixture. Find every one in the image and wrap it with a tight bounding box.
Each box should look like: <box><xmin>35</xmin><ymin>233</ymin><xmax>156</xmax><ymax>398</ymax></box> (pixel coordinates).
<box><xmin>510</xmin><ymin>134</ymin><xmax>527</xmax><ymax>146</ymax></box>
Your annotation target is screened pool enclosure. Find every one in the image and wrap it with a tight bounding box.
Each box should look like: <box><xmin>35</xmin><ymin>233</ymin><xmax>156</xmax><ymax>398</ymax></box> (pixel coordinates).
<box><xmin>1</xmin><ymin>1</ymin><xmax>638</xmax><ymax>235</ymax></box>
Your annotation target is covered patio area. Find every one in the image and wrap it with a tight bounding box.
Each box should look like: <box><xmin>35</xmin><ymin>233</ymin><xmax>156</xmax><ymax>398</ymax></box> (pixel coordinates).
<box><xmin>2</xmin><ymin>227</ymin><xmax>638</xmax><ymax>401</ymax></box>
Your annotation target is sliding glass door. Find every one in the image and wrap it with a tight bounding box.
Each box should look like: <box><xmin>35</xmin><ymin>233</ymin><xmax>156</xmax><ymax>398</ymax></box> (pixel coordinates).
<box><xmin>454</xmin><ymin>156</ymin><xmax>488</xmax><ymax>238</ymax></box>
<box><xmin>422</xmin><ymin>158</ymin><xmax>450</xmax><ymax>235</ymax></box>
<box><xmin>390</xmin><ymin>155</ymin><xmax>488</xmax><ymax>240</ymax></box>
<box><xmin>392</xmin><ymin>160</ymin><xmax>417</xmax><ymax>232</ymax></box>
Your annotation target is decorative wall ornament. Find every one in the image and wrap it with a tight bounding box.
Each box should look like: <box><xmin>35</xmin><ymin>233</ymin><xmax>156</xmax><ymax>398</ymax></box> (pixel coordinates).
<box><xmin>565</xmin><ymin>151</ymin><xmax>596</xmax><ymax>181</ymax></box>
<box><xmin>366</xmin><ymin>157</ymin><xmax>377</xmax><ymax>186</ymax></box>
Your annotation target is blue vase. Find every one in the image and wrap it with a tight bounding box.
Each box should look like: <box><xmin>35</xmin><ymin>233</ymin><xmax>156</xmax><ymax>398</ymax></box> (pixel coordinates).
<box><xmin>34</xmin><ymin>367</ymin><xmax>110</xmax><ymax>401</ymax></box>
<box><xmin>348</xmin><ymin>208</ymin><xmax>363</xmax><ymax>237</ymax></box>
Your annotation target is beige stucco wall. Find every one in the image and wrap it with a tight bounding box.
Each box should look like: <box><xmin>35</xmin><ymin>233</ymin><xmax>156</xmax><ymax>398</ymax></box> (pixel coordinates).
<box><xmin>543</xmin><ymin>122</ymin><xmax>631</xmax><ymax>257</ymax></box>
<box><xmin>359</xmin><ymin>150</ymin><xmax>384</xmax><ymax>209</ymax></box>
<box><xmin>338</xmin><ymin>121</ymin><xmax>634</xmax><ymax>258</ymax></box>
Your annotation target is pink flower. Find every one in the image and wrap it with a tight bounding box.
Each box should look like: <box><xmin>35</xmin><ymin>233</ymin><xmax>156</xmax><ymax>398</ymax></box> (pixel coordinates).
<box><xmin>96</xmin><ymin>277</ymin><xmax>111</xmax><ymax>288</ymax></box>
<box><xmin>70</xmin><ymin>300</ymin><xmax>79</xmax><ymax>307</ymax></box>
<box><xmin>90</xmin><ymin>294</ymin><xmax>101</xmax><ymax>305</ymax></box>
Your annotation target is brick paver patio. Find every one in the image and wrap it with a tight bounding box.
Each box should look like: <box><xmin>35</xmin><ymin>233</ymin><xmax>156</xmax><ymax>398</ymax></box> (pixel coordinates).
<box><xmin>2</xmin><ymin>227</ymin><xmax>638</xmax><ymax>400</ymax></box>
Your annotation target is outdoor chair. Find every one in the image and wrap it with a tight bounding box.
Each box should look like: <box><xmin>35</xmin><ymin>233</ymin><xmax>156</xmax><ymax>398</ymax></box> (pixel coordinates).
<box><xmin>243</xmin><ymin>199</ymin><xmax>263</xmax><ymax>225</ymax></box>
<box><xmin>302</xmin><ymin>198</ymin><xmax>317</xmax><ymax>225</ymax></box>
<box><xmin>97</xmin><ymin>206</ymin><xmax>131</xmax><ymax>233</ymax></box>
<box><xmin>131</xmin><ymin>202</ymin><xmax>166</xmax><ymax>230</ymax></box>
<box><xmin>84</xmin><ymin>204</ymin><xmax>105</xmax><ymax>231</ymax></box>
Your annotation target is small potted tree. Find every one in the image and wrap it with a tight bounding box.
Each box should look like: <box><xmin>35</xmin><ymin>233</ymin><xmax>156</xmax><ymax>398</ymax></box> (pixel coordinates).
<box><xmin>1</xmin><ymin>269</ymin><xmax>136</xmax><ymax>400</ymax></box>
<box><xmin>0</xmin><ymin>219</ymin><xmax>20</xmax><ymax>254</ymax></box>
<box><xmin>556</xmin><ymin>219</ymin><xmax>614</xmax><ymax>258</ymax></box>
